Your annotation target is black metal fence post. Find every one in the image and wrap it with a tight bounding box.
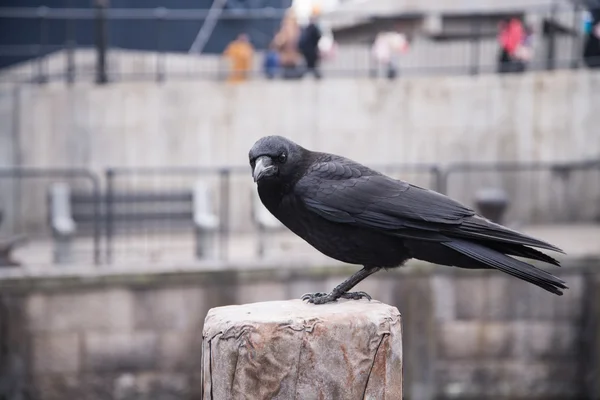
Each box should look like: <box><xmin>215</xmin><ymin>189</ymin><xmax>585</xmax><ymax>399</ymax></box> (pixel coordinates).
<box><xmin>571</xmin><ymin>1</ymin><xmax>581</xmax><ymax>69</ymax></box>
<box><xmin>65</xmin><ymin>9</ymin><xmax>76</xmax><ymax>84</ymax></box>
<box><xmin>105</xmin><ymin>168</ymin><xmax>114</xmax><ymax>263</ymax></box>
<box><xmin>546</xmin><ymin>3</ymin><xmax>558</xmax><ymax>71</ymax></box>
<box><xmin>219</xmin><ymin>168</ymin><xmax>230</xmax><ymax>261</ymax></box>
<box><xmin>438</xmin><ymin>168</ymin><xmax>448</xmax><ymax>195</ymax></box>
<box><xmin>66</xmin><ymin>41</ymin><xmax>76</xmax><ymax>84</ymax></box>
<box><xmin>36</xmin><ymin>6</ymin><xmax>48</xmax><ymax>84</ymax></box>
<box><xmin>469</xmin><ymin>16</ymin><xmax>482</xmax><ymax>76</ymax></box>
<box><xmin>156</xmin><ymin>7</ymin><xmax>166</xmax><ymax>83</ymax></box>
<box><xmin>95</xmin><ymin>0</ymin><xmax>109</xmax><ymax>84</ymax></box>
<box><xmin>88</xmin><ymin>171</ymin><xmax>102</xmax><ymax>265</ymax></box>
<box><xmin>431</xmin><ymin>165</ymin><xmax>445</xmax><ymax>194</ymax></box>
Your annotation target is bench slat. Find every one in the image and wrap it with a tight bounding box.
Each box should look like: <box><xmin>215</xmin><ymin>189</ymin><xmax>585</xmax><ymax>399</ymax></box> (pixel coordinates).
<box><xmin>70</xmin><ymin>191</ymin><xmax>193</xmax><ymax>203</ymax></box>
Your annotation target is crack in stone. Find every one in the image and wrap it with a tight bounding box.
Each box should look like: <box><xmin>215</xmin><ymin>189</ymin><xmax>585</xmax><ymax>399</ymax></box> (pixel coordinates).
<box><xmin>362</xmin><ymin>333</ymin><xmax>388</xmax><ymax>399</ymax></box>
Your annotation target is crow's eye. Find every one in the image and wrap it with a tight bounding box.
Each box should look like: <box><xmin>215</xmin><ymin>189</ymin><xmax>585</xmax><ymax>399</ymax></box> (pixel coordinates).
<box><xmin>278</xmin><ymin>153</ymin><xmax>287</xmax><ymax>163</ymax></box>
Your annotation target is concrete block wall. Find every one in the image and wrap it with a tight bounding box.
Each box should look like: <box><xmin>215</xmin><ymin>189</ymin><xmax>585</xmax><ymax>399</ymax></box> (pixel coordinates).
<box><xmin>18</xmin><ymin>286</ymin><xmax>214</xmax><ymax>400</ymax></box>
<box><xmin>433</xmin><ymin>273</ymin><xmax>585</xmax><ymax>399</ymax></box>
<box><xmin>0</xmin><ymin>259</ymin><xmax>598</xmax><ymax>400</ymax></box>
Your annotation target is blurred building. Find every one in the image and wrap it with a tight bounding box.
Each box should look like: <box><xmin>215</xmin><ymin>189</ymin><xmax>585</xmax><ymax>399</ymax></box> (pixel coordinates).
<box><xmin>0</xmin><ymin>0</ymin><xmax>292</xmax><ymax>69</ymax></box>
<box><xmin>325</xmin><ymin>0</ymin><xmax>577</xmax><ymax>43</ymax></box>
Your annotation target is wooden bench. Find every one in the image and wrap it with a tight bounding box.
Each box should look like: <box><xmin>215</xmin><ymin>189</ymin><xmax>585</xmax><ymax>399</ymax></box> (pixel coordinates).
<box><xmin>48</xmin><ymin>181</ymin><xmax>220</xmax><ymax>264</ymax></box>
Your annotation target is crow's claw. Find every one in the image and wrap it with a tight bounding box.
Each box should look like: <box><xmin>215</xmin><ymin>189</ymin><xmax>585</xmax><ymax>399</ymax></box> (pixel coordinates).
<box><xmin>340</xmin><ymin>291</ymin><xmax>372</xmax><ymax>301</ymax></box>
<box><xmin>301</xmin><ymin>290</ymin><xmax>372</xmax><ymax>304</ymax></box>
<box><xmin>301</xmin><ymin>292</ymin><xmax>327</xmax><ymax>301</ymax></box>
<box><xmin>301</xmin><ymin>292</ymin><xmax>338</xmax><ymax>304</ymax></box>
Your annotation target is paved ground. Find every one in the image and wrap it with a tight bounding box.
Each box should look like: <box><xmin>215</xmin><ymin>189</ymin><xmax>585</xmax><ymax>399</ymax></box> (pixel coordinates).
<box><xmin>2</xmin><ymin>224</ymin><xmax>599</xmax><ymax>272</ymax></box>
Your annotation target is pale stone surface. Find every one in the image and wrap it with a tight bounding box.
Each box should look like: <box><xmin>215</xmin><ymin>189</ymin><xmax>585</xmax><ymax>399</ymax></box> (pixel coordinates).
<box><xmin>27</xmin><ymin>289</ymin><xmax>134</xmax><ymax>333</ymax></box>
<box><xmin>202</xmin><ymin>299</ymin><xmax>403</xmax><ymax>400</ymax></box>
<box><xmin>438</xmin><ymin>321</ymin><xmax>578</xmax><ymax>360</ymax></box>
<box><xmin>133</xmin><ymin>287</ymin><xmax>205</xmax><ymax>331</ymax></box>
<box><xmin>436</xmin><ymin>360</ymin><xmax>580</xmax><ymax>398</ymax></box>
<box><xmin>236</xmin><ymin>282</ymin><xmax>287</xmax><ymax>305</ymax></box>
<box><xmin>158</xmin><ymin>330</ymin><xmax>203</xmax><ymax>370</ymax></box>
<box><xmin>32</xmin><ymin>333</ymin><xmax>81</xmax><ymax>374</ymax></box>
<box><xmin>83</xmin><ymin>332</ymin><xmax>158</xmax><ymax>372</ymax></box>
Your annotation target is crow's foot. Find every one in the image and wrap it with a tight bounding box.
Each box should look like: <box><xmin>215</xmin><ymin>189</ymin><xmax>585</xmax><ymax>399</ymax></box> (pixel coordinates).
<box><xmin>301</xmin><ymin>292</ymin><xmax>338</xmax><ymax>304</ymax></box>
<box><xmin>340</xmin><ymin>291</ymin><xmax>372</xmax><ymax>301</ymax></box>
<box><xmin>301</xmin><ymin>290</ymin><xmax>372</xmax><ymax>304</ymax></box>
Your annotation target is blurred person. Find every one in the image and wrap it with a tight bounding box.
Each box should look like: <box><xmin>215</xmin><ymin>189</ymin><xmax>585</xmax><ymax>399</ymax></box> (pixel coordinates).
<box><xmin>514</xmin><ymin>24</ymin><xmax>535</xmax><ymax>71</ymax></box>
<box><xmin>318</xmin><ymin>32</ymin><xmax>338</xmax><ymax>62</ymax></box>
<box><xmin>273</xmin><ymin>11</ymin><xmax>303</xmax><ymax>79</ymax></box>
<box><xmin>223</xmin><ymin>33</ymin><xmax>254</xmax><ymax>83</ymax></box>
<box><xmin>583</xmin><ymin>10</ymin><xmax>593</xmax><ymax>34</ymax></box>
<box><xmin>370</xmin><ymin>30</ymin><xmax>410</xmax><ymax>80</ymax></box>
<box><xmin>582</xmin><ymin>2</ymin><xmax>600</xmax><ymax>68</ymax></box>
<box><xmin>264</xmin><ymin>43</ymin><xmax>280</xmax><ymax>79</ymax></box>
<box><xmin>299</xmin><ymin>7</ymin><xmax>323</xmax><ymax>79</ymax></box>
<box><xmin>497</xmin><ymin>17</ymin><xmax>525</xmax><ymax>73</ymax></box>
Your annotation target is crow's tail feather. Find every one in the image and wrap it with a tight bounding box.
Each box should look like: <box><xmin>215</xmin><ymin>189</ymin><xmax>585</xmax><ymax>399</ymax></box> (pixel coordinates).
<box><xmin>442</xmin><ymin>240</ymin><xmax>567</xmax><ymax>295</ymax></box>
<box><xmin>483</xmin><ymin>241</ymin><xmax>560</xmax><ymax>266</ymax></box>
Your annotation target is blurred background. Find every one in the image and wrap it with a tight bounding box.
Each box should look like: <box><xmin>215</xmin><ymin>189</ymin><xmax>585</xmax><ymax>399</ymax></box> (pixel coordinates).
<box><xmin>0</xmin><ymin>0</ymin><xmax>599</xmax><ymax>399</ymax></box>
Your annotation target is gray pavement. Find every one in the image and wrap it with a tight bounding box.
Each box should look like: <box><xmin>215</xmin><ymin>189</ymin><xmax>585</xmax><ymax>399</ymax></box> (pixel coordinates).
<box><xmin>2</xmin><ymin>224</ymin><xmax>598</xmax><ymax>277</ymax></box>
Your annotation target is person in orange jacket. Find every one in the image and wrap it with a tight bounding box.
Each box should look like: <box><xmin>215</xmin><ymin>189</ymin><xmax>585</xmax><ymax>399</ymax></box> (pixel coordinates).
<box><xmin>223</xmin><ymin>33</ymin><xmax>255</xmax><ymax>83</ymax></box>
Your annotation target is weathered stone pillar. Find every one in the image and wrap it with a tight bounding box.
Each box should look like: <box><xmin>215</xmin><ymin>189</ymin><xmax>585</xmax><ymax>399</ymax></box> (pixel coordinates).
<box><xmin>202</xmin><ymin>299</ymin><xmax>402</xmax><ymax>399</ymax></box>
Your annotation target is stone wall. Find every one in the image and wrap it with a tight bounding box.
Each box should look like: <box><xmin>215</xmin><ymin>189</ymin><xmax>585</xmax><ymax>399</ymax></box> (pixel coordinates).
<box><xmin>1</xmin><ymin>70</ymin><xmax>599</xmax><ymax>236</ymax></box>
<box><xmin>0</xmin><ymin>258</ymin><xmax>598</xmax><ymax>400</ymax></box>
<box><xmin>3</xmin><ymin>71</ymin><xmax>599</xmax><ymax>170</ymax></box>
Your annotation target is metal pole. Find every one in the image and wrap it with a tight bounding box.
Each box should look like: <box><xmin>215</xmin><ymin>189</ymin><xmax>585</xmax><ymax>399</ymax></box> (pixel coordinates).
<box><xmin>570</xmin><ymin>1</ymin><xmax>580</xmax><ymax>69</ymax></box>
<box><xmin>155</xmin><ymin>7</ymin><xmax>166</xmax><ymax>82</ymax></box>
<box><xmin>65</xmin><ymin>3</ymin><xmax>76</xmax><ymax>84</ymax></box>
<box><xmin>105</xmin><ymin>168</ymin><xmax>114</xmax><ymax>263</ymax></box>
<box><xmin>545</xmin><ymin>3</ymin><xmax>557</xmax><ymax>71</ymax></box>
<box><xmin>219</xmin><ymin>169</ymin><xmax>230</xmax><ymax>261</ymax></box>
<box><xmin>469</xmin><ymin>17</ymin><xmax>482</xmax><ymax>76</ymax></box>
<box><xmin>188</xmin><ymin>0</ymin><xmax>228</xmax><ymax>54</ymax></box>
<box><xmin>66</xmin><ymin>40</ymin><xmax>75</xmax><ymax>84</ymax></box>
<box><xmin>431</xmin><ymin>166</ymin><xmax>444</xmax><ymax>194</ymax></box>
<box><xmin>95</xmin><ymin>0</ymin><xmax>109</xmax><ymax>84</ymax></box>
<box><xmin>37</xmin><ymin>6</ymin><xmax>48</xmax><ymax>84</ymax></box>
<box><xmin>92</xmin><ymin>176</ymin><xmax>101</xmax><ymax>265</ymax></box>
<box><xmin>438</xmin><ymin>168</ymin><xmax>449</xmax><ymax>195</ymax></box>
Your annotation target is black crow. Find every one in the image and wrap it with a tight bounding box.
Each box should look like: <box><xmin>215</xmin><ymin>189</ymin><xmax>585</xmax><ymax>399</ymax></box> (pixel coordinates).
<box><xmin>249</xmin><ymin>136</ymin><xmax>567</xmax><ymax>304</ymax></box>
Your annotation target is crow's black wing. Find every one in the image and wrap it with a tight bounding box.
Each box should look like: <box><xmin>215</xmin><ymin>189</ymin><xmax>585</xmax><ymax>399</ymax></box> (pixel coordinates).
<box><xmin>295</xmin><ymin>159</ymin><xmax>562</xmax><ymax>253</ymax></box>
<box><xmin>294</xmin><ymin>158</ymin><xmax>566</xmax><ymax>295</ymax></box>
<box><xmin>296</xmin><ymin>159</ymin><xmax>473</xmax><ymax>227</ymax></box>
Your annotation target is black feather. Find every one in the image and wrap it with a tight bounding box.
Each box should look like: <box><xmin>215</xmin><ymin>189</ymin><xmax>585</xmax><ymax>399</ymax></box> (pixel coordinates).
<box><xmin>442</xmin><ymin>240</ymin><xmax>567</xmax><ymax>295</ymax></box>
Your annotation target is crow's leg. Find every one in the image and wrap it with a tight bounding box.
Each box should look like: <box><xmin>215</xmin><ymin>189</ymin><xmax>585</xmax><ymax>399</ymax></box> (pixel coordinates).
<box><xmin>302</xmin><ymin>267</ymin><xmax>381</xmax><ymax>305</ymax></box>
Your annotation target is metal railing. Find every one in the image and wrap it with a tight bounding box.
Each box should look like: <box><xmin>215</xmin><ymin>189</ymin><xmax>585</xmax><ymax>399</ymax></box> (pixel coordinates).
<box><xmin>442</xmin><ymin>159</ymin><xmax>600</xmax><ymax>224</ymax></box>
<box><xmin>0</xmin><ymin>159</ymin><xmax>597</xmax><ymax>266</ymax></box>
<box><xmin>0</xmin><ymin>168</ymin><xmax>101</xmax><ymax>265</ymax></box>
<box><xmin>104</xmin><ymin>164</ymin><xmax>441</xmax><ymax>264</ymax></box>
<box><xmin>104</xmin><ymin>166</ymin><xmax>240</xmax><ymax>264</ymax></box>
<box><xmin>0</xmin><ymin>3</ymin><xmax>598</xmax><ymax>83</ymax></box>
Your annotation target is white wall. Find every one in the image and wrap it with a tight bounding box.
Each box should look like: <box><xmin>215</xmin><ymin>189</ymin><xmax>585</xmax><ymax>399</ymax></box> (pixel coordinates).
<box><xmin>4</xmin><ymin>70</ymin><xmax>599</xmax><ymax>170</ymax></box>
<box><xmin>0</xmin><ymin>70</ymin><xmax>599</xmax><ymax>233</ymax></box>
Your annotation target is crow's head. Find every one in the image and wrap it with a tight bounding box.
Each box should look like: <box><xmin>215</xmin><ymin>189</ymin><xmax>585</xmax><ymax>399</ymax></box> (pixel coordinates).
<box><xmin>249</xmin><ymin>136</ymin><xmax>307</xmax><ymax>184</ymax></box>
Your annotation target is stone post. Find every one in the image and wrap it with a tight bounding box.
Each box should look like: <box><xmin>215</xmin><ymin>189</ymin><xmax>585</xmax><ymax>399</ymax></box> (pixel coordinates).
<box><xmin>201</xmin><ymin>299</ymin><xmax>402</xmax><ymax>399</ymax></box>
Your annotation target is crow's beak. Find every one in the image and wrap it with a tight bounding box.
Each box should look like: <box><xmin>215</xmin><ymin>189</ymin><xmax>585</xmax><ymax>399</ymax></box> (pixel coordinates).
<box><xmin>253</xmin><ymin>156</ymin><xmax>277</xmax><ymax>182</ymax></box>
